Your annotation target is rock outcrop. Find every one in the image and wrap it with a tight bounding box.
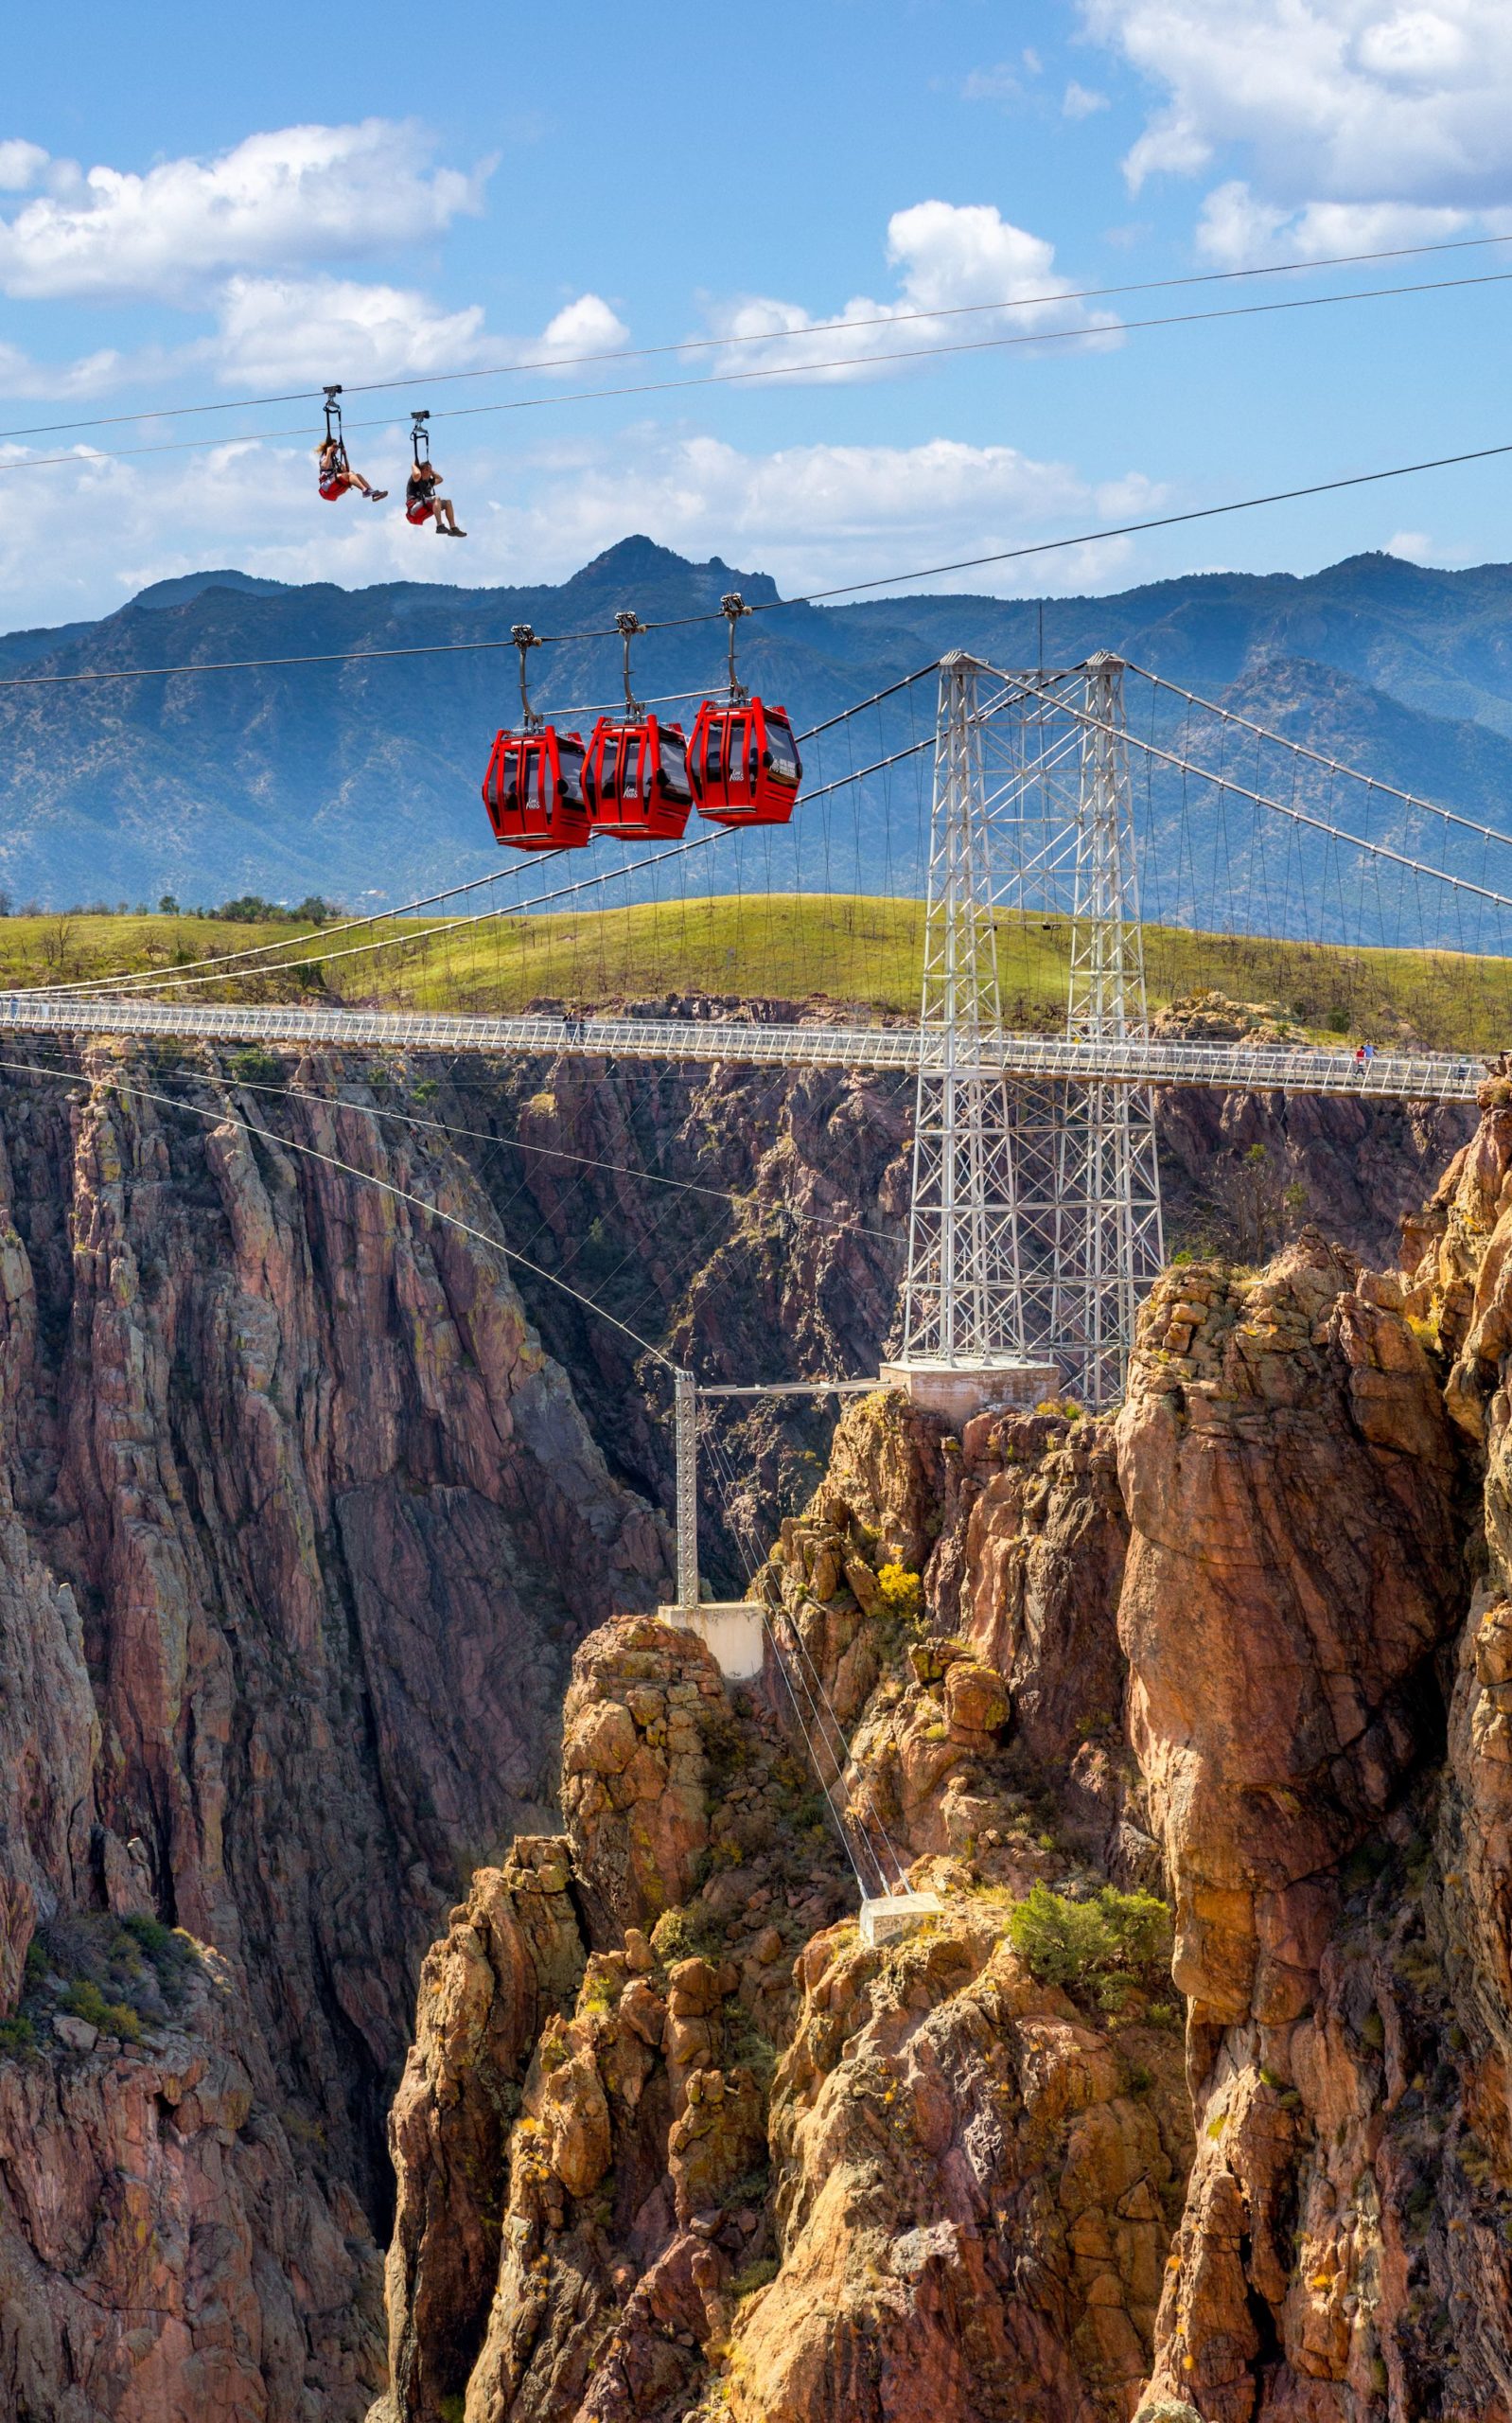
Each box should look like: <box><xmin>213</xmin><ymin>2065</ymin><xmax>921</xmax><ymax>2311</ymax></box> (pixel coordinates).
<box><xmin>0</xmin><ymin>1016</ymin><xmax>1487</xmax><ymax>2420</ymax></box>
<box><xmin>372</xmin><ymin>1077</ymin><xmax>1512</xmax><ymax>2422</ymax></box>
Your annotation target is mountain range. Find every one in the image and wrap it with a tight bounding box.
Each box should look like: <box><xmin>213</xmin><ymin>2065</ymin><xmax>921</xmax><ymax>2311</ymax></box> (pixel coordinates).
<box><xmin>6</xmin><ymin>536</ymin><xmax>1512</xmax><ymax>936</ymax></box>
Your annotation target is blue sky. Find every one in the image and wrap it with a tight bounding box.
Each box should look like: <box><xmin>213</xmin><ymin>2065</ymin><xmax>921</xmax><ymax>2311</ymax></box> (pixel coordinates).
<box><xmin>4</xmin><ymin>0</ymin><xmax>1511</xmax><ymax>627</ymax></box>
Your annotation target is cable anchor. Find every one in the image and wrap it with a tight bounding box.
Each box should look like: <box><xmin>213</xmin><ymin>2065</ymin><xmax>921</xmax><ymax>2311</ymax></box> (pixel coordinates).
<box><xmin>615</xmin><ymin>609</ymin><xmax>646</xmax><ymax>718</ymax></box>
<box><xmin>512</xmin><ymin>623</ymin><xmax>543</xmax><ymax>731</ymax></box>
<box><xmin>721</xmin><ymin>591</ymin><xmax>751</xmax><ymax>704</ymax></box>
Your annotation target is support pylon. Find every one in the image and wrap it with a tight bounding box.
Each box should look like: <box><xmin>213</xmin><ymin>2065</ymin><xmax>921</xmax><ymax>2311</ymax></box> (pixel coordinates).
<box><xmin>1050</xmin><ymin>655</ymin><xmax>1165</xmax><ymax>1404</ymax></box>
<box><xmin>893</xmin><ymin>650</ymin><xmax>1164</xmax><ymax>1415</ymax></box>
<box><xmin>889</xmin><ymin>656</ymin><xmax>1058</xmax><ymax>1424</ymax></box>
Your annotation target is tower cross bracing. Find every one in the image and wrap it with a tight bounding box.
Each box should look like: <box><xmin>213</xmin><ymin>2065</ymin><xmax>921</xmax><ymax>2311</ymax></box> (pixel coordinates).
<box><xmin>898</xmin><ymin>651</ymin><xmax>1165</xmax><ymax>1407</ymax></box>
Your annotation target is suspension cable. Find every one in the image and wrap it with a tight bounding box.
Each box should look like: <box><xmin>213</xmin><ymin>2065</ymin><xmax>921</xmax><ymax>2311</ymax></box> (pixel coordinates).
<box><xmin>1005</xmin><ymin>679</ymin><xmax>1512</xmax><ymax>912</ymax></box>
<box><xmin>1123</xmin><ymin>660</ymin><xmax>1512</xmax><ymax>855</ymax></box>
<box><xmin>63</xmin><ymin>732</ymin><xmax>939</xmax><ymax>999</ymax></box>
<box><xmin>33</xmin><ymin>666</ymin><xmax>944</xmax><ymax>998</ymax></box>
<box><xmin>8</xmin><ymin>225</ymin><xmax>1509</xmax><ymax>447</ymax></box>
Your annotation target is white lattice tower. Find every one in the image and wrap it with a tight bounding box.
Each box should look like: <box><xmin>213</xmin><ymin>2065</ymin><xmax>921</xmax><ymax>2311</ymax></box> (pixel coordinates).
<box><xmin>897</xmin><ymin>649</ymin><xmax>1164</xmax><ymax>1408</ymax></box>
<box><xmin>1051</xmin><ymin>654</ymin><xmax>1165</xmax><ymax>1403</ymax></box>
<box><xmin>897</xmin><ymin>653</ymin><xmax>1027</xmax><ymax>1363</ymax></box>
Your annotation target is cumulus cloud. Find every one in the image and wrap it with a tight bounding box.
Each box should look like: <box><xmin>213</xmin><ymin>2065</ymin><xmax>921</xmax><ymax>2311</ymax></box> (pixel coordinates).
<box><xmin>206</xmin><ymin>274</ymin><xmax>627</xmax><ymax>387</ymax></box>
<box><xmin>698</xmin><ymin>200</ymin><xmax>1116</xmax><ymax>380</ymax></box>
<box><xmin>0</xmin><ymin>426</ymin><xmax>1163</xmax><ymax>630</ymax></box>
<box><xmin>211</xmin><ymin>275</ymin><xmax>489</xmax><ymax>386</ymax></box>
<box><xmin>0</xmin><ymin>120</ymin><xmax>490</xmax><ymax>303</ymax></box>
<box><xmin>1081</xmin><ymin>0</ymin><xmax>1512</xmax><ymax>256</ymax></box>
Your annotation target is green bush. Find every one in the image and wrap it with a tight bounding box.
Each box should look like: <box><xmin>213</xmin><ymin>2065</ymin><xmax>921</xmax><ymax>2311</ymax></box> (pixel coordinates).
<box><xmin>649</xmin><ymin>1902</ymin><xmax>726</xmax><ymax>1967</ymax></box>
<box><xmin>1007</xmin><ymin>1883</ymin><xmax>1173</xmax><ymax>2011</ymax></box>
<box><xmin>121</xmin><ymin>1914</ymin><xmax>173</xmax><ymax>1958</ymax></box>
<box><xmin>0</xmin><ymin>2014</ymin><xmax>34</xmax><ymax>2056</ymax></box>
<box><xmin>229</xmin><ymin>1047</ymin><xmax>284</xmax><ymax>1089</ymax></box>
<box><xmin>732</xmin><ymin>2255</ymin><xmax>779</xmax><ymax>2300</ymax></box>
<box><xmin>62</xmin><ymin>1980</ymin><xmax>143</xmax><ymax>2043</ymax></box>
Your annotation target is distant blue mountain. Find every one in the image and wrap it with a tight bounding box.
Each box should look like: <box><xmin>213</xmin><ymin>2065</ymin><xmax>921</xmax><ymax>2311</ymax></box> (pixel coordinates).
<box><xmin>3</xmin><ymin>536</ymin><xmax>1512</xmax><ymax>946</ymax></box>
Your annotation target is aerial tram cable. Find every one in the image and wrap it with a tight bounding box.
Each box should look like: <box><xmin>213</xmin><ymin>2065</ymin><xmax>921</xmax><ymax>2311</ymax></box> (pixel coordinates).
<box><xmin>10</xmin><ymin>432</ymin><xmax>1512</xmax><ymax>695</ymax></box>
<box><xmin>0</xmin><ymin>1051</ymin><xmax>676</xmax><ymax>1371</ymax></box>
<box><xmin>581</xmin><ymin>612</ymin><xmax>696</xmax><ymax>844</ymax></box>
<box><xmin>35</xmin><ymin>666</ymin><xmax>943</xmax><ymax>999</ymax></box>
<box><xmin>8</xmin><ymin>225</ymin><xmax>1512</xmax><ymax>449</ymax></box>
<box><xmin>11</xmin><ymin>261</ymin><xmax>1512</xmax><ymax>480</ymax></box>
<box><xmin>83</xmin><ymin>726</ymin><xmax>940</xmax><ymax>1000</ymax></box>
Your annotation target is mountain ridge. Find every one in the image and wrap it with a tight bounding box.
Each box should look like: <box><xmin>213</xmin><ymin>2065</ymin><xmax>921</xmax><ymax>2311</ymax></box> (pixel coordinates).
<box><xmin>4</xmin><ymin>538</ymin><xmax>1512</xmax><ymax>913</ymax></box>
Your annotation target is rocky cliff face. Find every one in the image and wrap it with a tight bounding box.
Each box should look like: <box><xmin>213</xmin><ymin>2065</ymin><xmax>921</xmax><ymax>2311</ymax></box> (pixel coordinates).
<box><xmin>369</xmin><ymin>1079</ymin><xmax>1512</xmax><ymax>2423</ymax></box>
<box><xmin>0</xmin><ymin>1042</ymin><xmax>665</xmax><ymax>2423</ymax></box>
<box><xmin>0</xmin><ymin>1023</ymin><xmax>1485</xmax><ymax>2423</ymax></box>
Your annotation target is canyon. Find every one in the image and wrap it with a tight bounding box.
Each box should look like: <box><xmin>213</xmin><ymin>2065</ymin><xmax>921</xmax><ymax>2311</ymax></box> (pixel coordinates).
<box><xmin>0</xmin><ymin>1019</ymin><xmax>1501</xmax><ymax>2421</ymax></box>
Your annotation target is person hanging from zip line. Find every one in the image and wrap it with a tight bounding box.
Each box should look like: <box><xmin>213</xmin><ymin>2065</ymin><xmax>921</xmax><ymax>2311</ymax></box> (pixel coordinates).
<box><xmin>406</xmin><ymin>451</ymin><xmax>466</xmax><ymax>538</ymax></box>
<box><xmin>317</xmin><ymin>434</ymin><xmax>387</xmax><ymax>504</ymax></box>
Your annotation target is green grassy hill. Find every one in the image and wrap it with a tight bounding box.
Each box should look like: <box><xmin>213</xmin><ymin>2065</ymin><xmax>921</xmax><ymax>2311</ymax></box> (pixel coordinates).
<box><xmin>6</xmin><ymin>896</ymin><xmax>1509</xmax><ymax>1055</ymax></box>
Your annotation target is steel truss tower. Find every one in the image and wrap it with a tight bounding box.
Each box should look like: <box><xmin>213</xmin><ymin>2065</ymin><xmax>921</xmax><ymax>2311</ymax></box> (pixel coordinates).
<box><xmin>898</xmin><ymin>653</ymin><xmax>1027</xmax><ymax>1366</ymax></box>
<box><xmin>897</xmin><ymin>650</ymin><xmax>1164</xmax><ymax>1406</ymax></box>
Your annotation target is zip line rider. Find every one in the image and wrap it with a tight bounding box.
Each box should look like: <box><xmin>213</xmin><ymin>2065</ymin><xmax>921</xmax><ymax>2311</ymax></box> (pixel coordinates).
<box><xmin>317</xmin><ymin>385</ymin><xmax>386</xmax><ymax>505</ymax></box>
<box><xmin>405</xmin><ymin>410</ymin><xmax>466</xmax><ymax>537</ymax></box>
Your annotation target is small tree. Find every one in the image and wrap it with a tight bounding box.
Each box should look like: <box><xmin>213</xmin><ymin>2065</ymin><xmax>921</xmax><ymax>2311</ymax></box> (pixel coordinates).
<box><xmin>1206</xmin><ymin>1142</ymin><xmax>1307</xmax><ymax>1265</ymax></box>
<box><xmin>40</xmin><ymin>914</ymin><xmax>77</xmax><ymax>981</ymax></box>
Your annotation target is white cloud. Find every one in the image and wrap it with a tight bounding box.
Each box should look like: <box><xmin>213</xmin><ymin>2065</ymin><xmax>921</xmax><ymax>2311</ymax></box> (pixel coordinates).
<box><xmin>697</xmin><ymin>201</ymin><xmax>1116</xmax><ymax>380</ymax></box>
<box><xmin>1194</xmin><ymin>178</ymin><xmax>1472</xmax><ymax>264</ymax></box>
<box><xmin>206</xmin><ymin>274</ymin><xmax>627</xmax><ymax>389</ymax></box>
<box><xmin>0</xmin><ymin>141</ymin><xmax>47</xmax><ymax>192</ymax></box>
<box><xmin>538</xmin><ymin>294</ymin><xmax>629</xmax><ymax>356</ymax></box>
<box><xmin>0</xmin><ymin>426</ymin><xmax>1164</xmax><ymax>630</ymax></box>
<box><xmin>1064</xmin><ymin>81</ymin><xmax>1111</xmax><ymax>118</ymax></box>
<box><xmin>1385</xmin><ymin>525</ymin><xmax>1475</xmax><ymax>563</ymax></box>
<box><xmin>1082</xmin><ymin>0</ymin><xmax>1512</xmax><ymax>251</ymax></box>
<box><xmin>0</xmin><ymin>120</ymin><xmax>489</xmax><ymax>303</ymax></box>
<box><xmin>212</xmin><ymin>275</ymin><xmax>489</xmax><ymax>387</ymax></box>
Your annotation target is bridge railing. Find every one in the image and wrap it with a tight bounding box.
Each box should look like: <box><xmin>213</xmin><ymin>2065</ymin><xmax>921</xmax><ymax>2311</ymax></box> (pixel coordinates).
<box><xmin>0</xmin><ymin>993</ymin><xmax>1486</xmax><ymax>1102</ymax></box>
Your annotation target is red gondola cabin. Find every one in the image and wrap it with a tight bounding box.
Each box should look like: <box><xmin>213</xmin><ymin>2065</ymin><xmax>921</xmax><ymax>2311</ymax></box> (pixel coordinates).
<box><xmin>583</xmin><ymin>715</ymin><xmax>694</xmax><ymax>840</ymax></box>
<box><xmin>482</xmin><ymin>727</ymin><xmax>591</xmax><ymax>851</ymax></box>
<box><xmin>687</xmin><ymin>699</ymin><xmax>801</xmax><ymax>826</ymax></box>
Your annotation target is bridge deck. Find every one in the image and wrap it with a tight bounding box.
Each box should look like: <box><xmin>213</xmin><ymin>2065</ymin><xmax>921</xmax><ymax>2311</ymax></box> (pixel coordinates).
<box><xmin>0</xmin><ymin>995</ymin><xmax>1487</xmax><ymax>1102</ymax></box>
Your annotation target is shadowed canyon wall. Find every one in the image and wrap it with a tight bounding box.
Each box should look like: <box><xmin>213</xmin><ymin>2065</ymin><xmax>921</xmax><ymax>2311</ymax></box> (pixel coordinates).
<box><xmin>0</xmin><ymin>1025</ymin><xmax>1482</xmax><ymax>2419</ymax></box>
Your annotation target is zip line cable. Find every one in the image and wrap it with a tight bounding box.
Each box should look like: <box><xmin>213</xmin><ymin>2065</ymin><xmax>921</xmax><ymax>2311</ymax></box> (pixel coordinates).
<box><xmin>8</xmin><ymin>224</ymin><xmax>1510</xmax><ymax>447</ymax></box>
<box><xmin>8</xmin><ymin>260</ymin><xmax>1512</xmax><ymax>479</ymax></box>
<box><xmin>0</xmin><ymin>1050</ymin><xmax>675</xmax><ymax>1369</ymax></box>
<box><xmin>9</xmin><ymin>436</ymin><xmax>1512</xmax><ymax>699</ymax></box>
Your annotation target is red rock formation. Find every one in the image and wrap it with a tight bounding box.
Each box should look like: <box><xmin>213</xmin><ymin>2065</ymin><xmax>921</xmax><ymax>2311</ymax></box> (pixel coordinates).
<box><xmin>0</xmin><ymin>1017</ymin><xmax>1487</xmax><ymax>2420</ymax></box>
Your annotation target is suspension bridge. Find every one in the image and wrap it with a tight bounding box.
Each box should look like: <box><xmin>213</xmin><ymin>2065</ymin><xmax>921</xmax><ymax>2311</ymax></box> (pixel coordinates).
<box><xmin>15</xmin><ymin>638</ymin><xmax>1509</xmax><ymax>1396</ymax></box>
<box><xmin>9</xmin><ymin>634</ymin><xmax>1507</xmax><ymax>1906</ymax></box>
